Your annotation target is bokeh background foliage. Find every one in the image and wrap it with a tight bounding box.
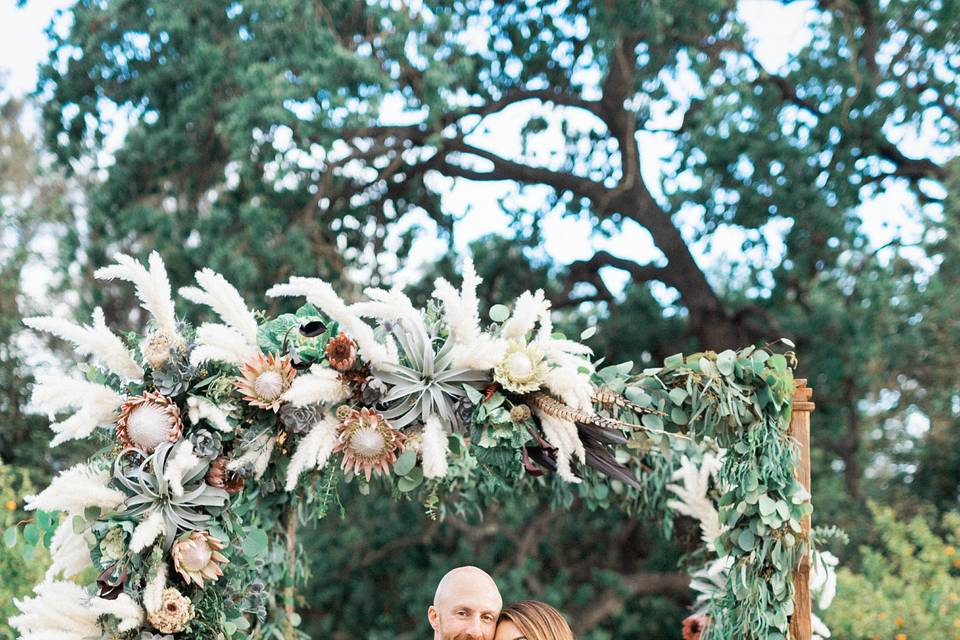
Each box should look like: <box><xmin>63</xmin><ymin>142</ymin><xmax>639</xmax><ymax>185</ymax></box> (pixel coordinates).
<box><xmin>3</xmin><ymin>0</ymin><xmax>960</xmax><ymax>637</ymax></box>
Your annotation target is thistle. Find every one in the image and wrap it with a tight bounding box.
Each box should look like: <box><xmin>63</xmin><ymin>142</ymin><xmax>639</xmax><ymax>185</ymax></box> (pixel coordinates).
<box><xmin>113</xmin><ymin>442</ymin><xmax>229</xmax><ymax>550</ymax></box>
<box><xmin>375</xmin><ymin>321</ymin><xmax>487</xmax><ymax>429</ymax></box>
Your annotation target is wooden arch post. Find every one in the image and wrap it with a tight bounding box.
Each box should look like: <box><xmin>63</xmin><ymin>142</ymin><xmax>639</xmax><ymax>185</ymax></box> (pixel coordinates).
<box><xmin>789</xmin><ymin>379</ymin><xmax>815</xmax><ymax>640</ymax></box>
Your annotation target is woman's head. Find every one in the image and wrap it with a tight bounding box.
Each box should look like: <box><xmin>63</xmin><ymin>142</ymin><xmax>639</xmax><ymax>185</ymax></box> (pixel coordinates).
<box><xmin>494</xmin><ymin>600</ymin><xmax>574</xmax><ymax>640</ymax></box>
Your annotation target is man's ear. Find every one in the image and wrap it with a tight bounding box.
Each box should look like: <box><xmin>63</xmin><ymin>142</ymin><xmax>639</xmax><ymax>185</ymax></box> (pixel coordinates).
<box><xmin>428</xmin><ymin>605</ymin><xmax>441</xmax><ymax>632</ymax></box>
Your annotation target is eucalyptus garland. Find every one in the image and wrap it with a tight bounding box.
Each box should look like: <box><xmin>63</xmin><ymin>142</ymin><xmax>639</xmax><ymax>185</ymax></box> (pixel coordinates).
<box><xmin>10</xmin><ymin>252</ymin><xmax>818</xmax><ymax>640</ymax></box>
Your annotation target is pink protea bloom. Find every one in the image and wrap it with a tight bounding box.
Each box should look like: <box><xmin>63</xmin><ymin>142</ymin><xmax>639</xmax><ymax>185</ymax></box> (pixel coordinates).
<box><xmin>172</xmin><ymin>531</ymin><xmax>229</xmax><ymax>588</ymax></box>
<box><xmin>235</xmin><ymin>352</ymin><xmax>296</xmax><ymax>412</ymax></box>
<box><xmin>333</xmin><ymin>408</ymin><xmax>406</xmax><ymax>481</ymax></box>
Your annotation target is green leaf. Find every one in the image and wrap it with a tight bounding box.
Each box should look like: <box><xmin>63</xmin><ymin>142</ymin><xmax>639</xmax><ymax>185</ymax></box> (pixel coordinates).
<box><xmin>759</xmin><ymin>495</ymin><xmax>776</xmax><ymax>517</ymax></box>
<box><xmin>664</xmin><ymin>353</ymin><xmax>684</xmax><ymax>368</ymax></box>
<box><xmin>641</xmin><ymin>414</ymin><xmax>663</xmax><ymax>430</ymax></box>
<box><xmin>768</xmin><ymin>353</ymin><xmax>787</xmax><ymax>372</ymax></box>
<box><xmin>668</xmin><ymin>388</ymin><xmax>688</xmax><ymax>405</ymax></box>
<box><xmin>3</xmin><ymin>526</ymin><xmax>17</xmax><ymax>548</ymax></box>
<box><xmin>580</xmin><ymin>326</ymin><xmax>596</xmax><ymax>340</ymax></box>
<box><xmin>462</xmin><ymin>384</ymin><xmax>484</xmax><ymax>405</ymax></box>
<box><xmin>489</xmin><ymin>304</ymin><xmax>509</xmax><ymax>322</ymax></box>
<box><xmin>22</xmin><ymin>523</ymin><xmax>39</xmax><ymax>546</ymax></box>
<box><xmin>84</xmin><ymin>506</ymin><xmax>101</xmax><ymax>522</ymax></box>
<box><xmin>243</xmin><ymin>529</ymin><xmax>269</xmax><ymax>559</ymax></box>
<box><xmin>717</xmin><ymin>350</ymin><xmax>736</xmax><ymax>376</ymax></box>
<box><xmin>737</xmin><ymin>528</ymin><xmax>756</xmax><ymax>551</ymax></box>
<box><xmin>393</xmin><ymin>449</ymin><xmax>417</xmax><ymax>476</ymax></box>
<box><xmin>398</xmin><ymin>468</ymin><xmax>424</xmax><ymax>492</ymax></box>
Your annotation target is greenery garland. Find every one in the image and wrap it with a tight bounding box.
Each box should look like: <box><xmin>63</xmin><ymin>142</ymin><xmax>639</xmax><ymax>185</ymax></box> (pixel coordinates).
<box><xmin>8</xmin><ymin>252</ymin><xmax>812</xmax><ymax>640</ymax></box>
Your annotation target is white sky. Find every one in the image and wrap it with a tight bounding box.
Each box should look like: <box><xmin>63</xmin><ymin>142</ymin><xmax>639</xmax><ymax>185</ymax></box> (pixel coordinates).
<box><xmin>0</xmin><ymin>0</ymin><xmax>942</xmax><ymax>299</ymax></box>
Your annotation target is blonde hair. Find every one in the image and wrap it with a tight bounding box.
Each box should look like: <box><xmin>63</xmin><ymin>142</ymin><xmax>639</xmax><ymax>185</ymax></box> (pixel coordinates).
<box><xmin>498</xmin><ymin>600</ymin><xmax>574</xmax><ymax>640</ymax></box>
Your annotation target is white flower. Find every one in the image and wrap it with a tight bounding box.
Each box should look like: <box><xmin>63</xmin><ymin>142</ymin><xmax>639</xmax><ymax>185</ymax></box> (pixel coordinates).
<box><xmin>494</xmin><ymin>340</ymin><xmax>549</xmax><ymax>393</ymax></box>
<box><xmin>24</xmin><ymin>307</ymin><xmax>143</xmax><ymax>381</ymax></box>
<box><xmin>187</xmin><ymin>395</ymin><xmax>235</xmax><ymax>432</ymax></box>
<box><xmin>90</xmin><ymin>594</ymin><xmax>145</xmax><ymax>632</ymax></box>
<box><xmin>811</xmin><ymin>549</ymin><xmax>839</xmax><ymax>610</ymax></box>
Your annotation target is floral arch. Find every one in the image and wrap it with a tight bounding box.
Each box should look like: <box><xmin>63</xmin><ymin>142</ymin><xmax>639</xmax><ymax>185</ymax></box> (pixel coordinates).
<box><xmin>9</xmin><ymin>252</ymin><xmax>836</xmax><ymax>640</ymax></box>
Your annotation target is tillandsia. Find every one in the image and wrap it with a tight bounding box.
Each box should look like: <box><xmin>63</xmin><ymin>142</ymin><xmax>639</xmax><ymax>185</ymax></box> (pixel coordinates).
<box><xmin>14</xmin><ymin>252</ymin><xmax>828</xmax><ymax>640</ymax></box>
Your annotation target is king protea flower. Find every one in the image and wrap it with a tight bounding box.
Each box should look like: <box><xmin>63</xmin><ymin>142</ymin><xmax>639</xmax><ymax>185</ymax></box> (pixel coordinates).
<box><xmin>325</xmin><ymin>331</ymin><xmax>357</xmax><ymax>371</ymax></box>
<box><xmin>235</xmin><ymin>352</ymin><xmax>296</xmax><ymax>412</ymax></box>
<box><xmin>493</xmin><ymin>340</ymin><xmax>549</xmax><ymax>394</ymax></box>
<box><xmin>116</xmin><ymin>391</ymin><xmax>183</xmax><ymax>452</ymax></box>
<box><xmin>334</xmin><ymin>408</ymin><xmax>405</xmax><ymax>481</ymax></box>
<box><xmin>171</xmin><ymin>531</ymin><xmax>229</xmax><ymax>587</ymax></box>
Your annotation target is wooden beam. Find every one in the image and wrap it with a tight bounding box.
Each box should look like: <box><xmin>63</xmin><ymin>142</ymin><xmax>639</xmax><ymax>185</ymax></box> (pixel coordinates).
<box><xmin>789</xmin><ymin>379</ymin><xmax>815</xmax><ymax>640</ymax></box>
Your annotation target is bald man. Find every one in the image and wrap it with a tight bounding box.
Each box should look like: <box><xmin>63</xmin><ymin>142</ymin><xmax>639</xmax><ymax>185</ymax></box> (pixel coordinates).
<box><xmin>427</xmin><ymin>566</ymin><xmax>503</xmax><ymax>640</ymax></box>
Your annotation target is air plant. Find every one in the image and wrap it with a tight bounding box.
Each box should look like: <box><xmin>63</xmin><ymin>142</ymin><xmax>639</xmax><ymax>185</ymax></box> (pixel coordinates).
<box><xmin>113</xmin><ymin>442</ymin><xmax>229</xmax><ymax>551</ymax></box>
<box><xmin>375</xmin><ymin>320</ymin><xmax>488</xmax><ymax>429</ymax></box>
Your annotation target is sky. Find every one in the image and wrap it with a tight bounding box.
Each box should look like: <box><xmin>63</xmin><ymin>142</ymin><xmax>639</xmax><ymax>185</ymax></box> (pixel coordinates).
<box><xmin>0</xmin><ymin>0</ymin><xmax>939</xmax><ymax>298</ymax></box>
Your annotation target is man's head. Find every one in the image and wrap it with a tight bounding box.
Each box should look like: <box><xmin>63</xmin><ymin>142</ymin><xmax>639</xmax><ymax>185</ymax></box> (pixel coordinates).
<box><xmin>427</xmin><ymin>566</ymin><xmax>502</xmax><ymax>640</ymax></box>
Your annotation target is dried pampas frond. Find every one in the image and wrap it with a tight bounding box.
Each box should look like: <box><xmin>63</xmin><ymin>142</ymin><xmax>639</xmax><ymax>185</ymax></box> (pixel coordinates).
<box><xmin>502</xmin><ymin>289</ymin><xmax>550</xmax><ymax>339</ymax></box>
<box><xmin>190</xmin><ymin>323</ymin><xmax>258</xmax><ymax>367</ymax></box>
<box><xmin>421</xmin><ymin>414</ymin><xmax>449</xmax><ymax>479</ymax></box>
<box><xmin>432</xmin><ymin>257</ymin><xmax>482</xmax><ymax>345</ymax></box>
<box><xmin>46</xmin><ymin>519</ymin><xmax>93</xmax><ymax>580</ymax></box>
<box><xmin>281</xmin><ymin>365</ymin><xmax>351</xmax><ymax>407</ymax></box>
<box><xmin>179</xmin><ymin>268</ymin><xmax>258</xmax><ymax>344</ymax></box>
<box><xmin>285</xmin><ymin>415</ymin><xmax>339</xmax><ymax>490</ymax></box>
<box><xmin>536</xmin><ymin>411</ymin><xmax>585</xmax><ymax>483</ymax></box>
<box><xmin>94</xmin><ymin>252</ymin><xmax>181</xmax><ymax>345</ymax></box>
<box><xmin>10</xmin><ymin>580</ymin><xmax>102</xmax><ymax>640</ymax></box>
<box><xmin>186</xmin><ymin>396</ymin><xmax>234</xmax><ymax>433</ymax></box>
<box><xmin>24</xmin><ymin>307</ymin><xmax>143</xmax><ymax>380</ymax></box>
<box><xmin>25</xmin><ymin>462</ymin><xmax>126</xmax><ymax>515</ymax></box>
<box><xmin>31</xmin><ymin>375</ymin><xmax>125</xmax><ymax>446</ymax></box>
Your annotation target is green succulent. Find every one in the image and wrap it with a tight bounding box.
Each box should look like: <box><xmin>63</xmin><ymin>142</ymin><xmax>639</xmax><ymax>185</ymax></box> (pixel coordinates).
<box><xmin>113</xmin><ymin>441</ymin><xmax>229</xmax><ymax>550</ymax></box>
<box><xmin>375</xmin><ymin>320</ymin><xmax>488</xmax><ymax>429</ymax></box>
